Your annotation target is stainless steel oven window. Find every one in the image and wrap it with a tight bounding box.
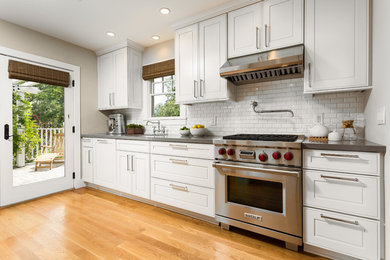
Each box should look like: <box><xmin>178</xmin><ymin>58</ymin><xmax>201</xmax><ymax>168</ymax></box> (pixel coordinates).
<box><xmin>227</xmin><ymin>175</ymin><xmax>284</xmax><ymax>213</ymax></box>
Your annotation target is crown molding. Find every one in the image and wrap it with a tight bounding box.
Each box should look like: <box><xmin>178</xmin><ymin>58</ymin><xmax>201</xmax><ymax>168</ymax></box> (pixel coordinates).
<box><xmin>96</xmin><ymin>39</ymin><xmax>144</xmax><ymax>56</ymax></box>
<box><xmin>171</xmin><ymin>0</ymin><xmax>263</xmax><ymax>30</ymax></box>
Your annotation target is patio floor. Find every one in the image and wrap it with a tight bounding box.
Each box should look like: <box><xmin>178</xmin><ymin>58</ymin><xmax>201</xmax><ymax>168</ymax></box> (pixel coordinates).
<box><xmin>13</xmin><ymin>163</ymin><xmax>65</xmax><ymax>186</ymax></box>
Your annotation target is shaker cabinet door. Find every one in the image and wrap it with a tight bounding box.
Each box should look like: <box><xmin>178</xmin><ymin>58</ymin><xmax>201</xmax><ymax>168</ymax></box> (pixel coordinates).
<box><xmin>304</xmin><ymin>0</ymin><xmax>369</xmax><ymax>93</ymax></box>
<box><xmin>263</xmin><ymin>0</ymin><xmax>303</xmax><ymax>50</ymax></box>
<box><xmin>228</xmin><ymin>2</ymin><xmax>262</xmax><ymax>58</ymax></box>
<box><xmin>199</xmin><ymin>14</ymin><xmax>228</xmax><ymax>101</ymax></box>
<box><xmin>175</xmin><ymin>24</ymin><xmax>199</xmax><ymax>103</ymax></box>
<box><xmin>94</xmin><ymin>139</ymin><xmax>116</xmax><ymax>189</ymax></box>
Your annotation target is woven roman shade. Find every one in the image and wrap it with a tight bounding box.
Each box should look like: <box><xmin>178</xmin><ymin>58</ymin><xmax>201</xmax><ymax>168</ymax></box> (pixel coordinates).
<box><xmin>142</xmin><ymin>59</ymin><xmax>175</xmax><ymax>80</ymax></box>
<box><xmin>8</xmin><ymin>60</ymin><xmax>70</xmax><ymax>87</ymax></box>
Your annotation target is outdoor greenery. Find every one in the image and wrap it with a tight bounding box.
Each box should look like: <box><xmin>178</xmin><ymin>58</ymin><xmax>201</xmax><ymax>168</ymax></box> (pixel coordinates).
<box><xmin>28</xmin><ymin>84</ymin><xmax>65</xmax><ymax>128</ymax></box>
<box><xmin>126</xmin><ymin>124</ymin><xmax>144</xmax><ymax>129</ymax></box>
<box><xmin>153</xmin><ymin>90</ymin><xmax>180</xmax><ymax>117</ymax></box>
<box><xmin>12</xmin><ymin>92</ymin><xmax>40</xmax><ymax>162</ymax></box>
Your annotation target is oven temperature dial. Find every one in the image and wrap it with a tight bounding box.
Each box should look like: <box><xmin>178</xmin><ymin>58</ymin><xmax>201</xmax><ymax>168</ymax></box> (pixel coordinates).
<box><xmin>227</xmin><ymin>148</ymin><xmax>235</xmax><ymax>156</ymax></box>
<box><xmin>272</xmin><ymin>152</ymin><xmax>281</xmax><ymax>160</ymax></box>
<box><xmin>284</xmin><ymin>152</ymin><xmax>294</xmax><ymax>161</ymax></box>
<box><xmin>258</xmin><ymin>153</ymin><xmax>268</xmax><ymax>162</ymax></box>
<box><xmin>218</xmin><ymin>148</ymin><xmax>226</xmax><ymax>155</ymax></box>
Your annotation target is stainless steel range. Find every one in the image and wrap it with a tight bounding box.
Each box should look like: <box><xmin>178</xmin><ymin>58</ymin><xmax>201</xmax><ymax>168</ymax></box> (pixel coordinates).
<box><xmin>213</xmin><ymin>134</ymin><xmax>304</xmax><ymax>251</ymax></box>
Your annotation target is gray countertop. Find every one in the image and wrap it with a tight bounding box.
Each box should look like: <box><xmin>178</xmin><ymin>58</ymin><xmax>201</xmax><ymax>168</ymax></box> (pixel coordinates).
<box><xmin>82</xmin><ymin>134</ymin><xmax>386</xmax><ymax>152</ymax></box>
<box><xmin>81</xmin><ymin>133</ymin><xmax>218</xmax><ymax>144</ymax></box>
<box><xmin>303</xmin><ymin>139</ymin><xmax>386</xmax><ymax>153</ymax></box>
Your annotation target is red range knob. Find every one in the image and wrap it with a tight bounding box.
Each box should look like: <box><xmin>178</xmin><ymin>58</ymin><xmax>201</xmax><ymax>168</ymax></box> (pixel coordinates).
<box><xmin>227</xmin><ymin>148</ymin><xmax>235</xmax><ymax>156</ymax></box>
<box><xmin>259</xmin><ymin>153</ymin><xmax>268</xmax><ymax>162</ymax></box>
<box><xmin>218</xmin><ymin>148</ymin><xmax>226</xmax><ymax>155</ymax></box>
<box><xmin>284</xmin><ymin>152</ymin><xmax>294</xmax><ymax>161</ymax></box>
<box><xmin>272</xmin><ymin>152</ymin><xmax>282</xmax><ymax>160</ymax></box>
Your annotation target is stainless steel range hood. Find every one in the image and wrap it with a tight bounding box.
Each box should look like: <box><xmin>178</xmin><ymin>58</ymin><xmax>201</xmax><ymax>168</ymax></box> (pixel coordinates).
<box><xmin>220</xmin><ymin>45</ymin><xmax>304</xmax><ymax>85</ymax></box>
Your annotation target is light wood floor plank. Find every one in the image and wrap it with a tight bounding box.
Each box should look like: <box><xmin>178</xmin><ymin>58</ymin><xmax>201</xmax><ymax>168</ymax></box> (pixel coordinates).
<box><xmin>0</xmin><ymin>188</ymin><xmax>326</xmax><ymax>260</ymax></box>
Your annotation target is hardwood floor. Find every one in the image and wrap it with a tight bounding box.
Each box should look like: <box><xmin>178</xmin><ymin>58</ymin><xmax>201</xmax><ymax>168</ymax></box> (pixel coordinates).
<box><xmin>0</xmin><ymin>188</ymin><xmax>326</xmax><ymax>260</ymax></box>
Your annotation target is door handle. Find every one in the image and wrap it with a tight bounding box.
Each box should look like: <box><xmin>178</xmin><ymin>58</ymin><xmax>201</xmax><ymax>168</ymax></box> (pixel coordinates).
<box><xmin>88</xmin><ymin>150</ymin><xmax>91</xmax><ymax>164</ymax></box>
<box><xmin>308</xmin><ymin>63</ymin><xmax>312</xmax><ymax>88</ymax></box>
<box><xmin>256</xmin><ymin>27</ymin><xmax>261</xmax><ymax>49</ymax></box>
<box><xmin>193</xmin><ymin>80</ymin><xmax>198</xmax><ymax>98</ymax></box>
<box><xmin>200</xmin><ymin>79</ymin><xmax>204</xmax><ymax>97</ymax></box>
<box><xmin>126</xmin><ymin>154</ymin><xmax>130</xmax><ymax>171</ymax></box>
<box><xmin>320</xmin><ymin>214</ymin><xmax>359</xmax><ymax>226</ymax></box>
<box><xmin>169</xmin><ymin>184</ymin><xmax>188</xmax><ymax>192</ymax></box>
<box><xmin>170</xmin><ymin>158</ymin><xmax>188</xmax><ymax>165</ymax></box>
<box><xmin>265</xmin><ymin>24</ymin><xmax>270</xmax><ymax>47</ymax></box>
<box><xmin>131</xmin><ymin>155</ymin><xmax>134</xmax><ymax>172</ymax></box>
<box><xmin>4</xmin><ymin>124</ymin><xmax>12</xmax><ymax>140</ymax></box>
<box><xmin>320</xmin><ymin>175</ymin><xmax>359</xmax><ymax>182</ymax></box>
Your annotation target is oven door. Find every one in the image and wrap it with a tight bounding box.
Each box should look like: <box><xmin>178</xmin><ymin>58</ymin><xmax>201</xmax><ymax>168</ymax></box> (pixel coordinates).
<box><xmin>214</xmin><ymin>161</ymin><xmax>302</xmax><ymax>237</ymax></box>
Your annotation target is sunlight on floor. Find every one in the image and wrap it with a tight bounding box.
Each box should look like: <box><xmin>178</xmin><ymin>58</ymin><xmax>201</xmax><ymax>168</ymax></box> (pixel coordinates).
<box><xmin>13</xmin><ymin>163</ymin><xmax>65</xmax><ymax>186</ymax></box>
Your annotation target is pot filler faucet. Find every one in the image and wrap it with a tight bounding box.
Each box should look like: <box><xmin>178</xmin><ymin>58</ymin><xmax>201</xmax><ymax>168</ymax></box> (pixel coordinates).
<box><xmin>251</xmin><ymin>101</ymin><xmax>294</xmax><ymax>117</ymax></box>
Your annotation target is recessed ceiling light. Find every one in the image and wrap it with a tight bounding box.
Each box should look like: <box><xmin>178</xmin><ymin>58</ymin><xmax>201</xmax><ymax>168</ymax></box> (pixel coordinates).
<box><xmin>152</xmin><ymin>35</ymin><xmax>160</xmax><ymax>40</ymax></box>
<box><xmin>160</xmin><ymin>8</ymin><xmax>171</xmax><ymax>14</ymax></box>
<box><xmin>106</xmin><ymin>32</ymin><xmax>115</xmax><ymax>37</ymax></box>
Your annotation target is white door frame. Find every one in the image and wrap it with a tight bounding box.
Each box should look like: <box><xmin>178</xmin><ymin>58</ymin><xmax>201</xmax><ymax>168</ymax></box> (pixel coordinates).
<box><xmin>0</xmin><ymin>46</ymin><xmax>82</xmax><ymax>206</ymax></box>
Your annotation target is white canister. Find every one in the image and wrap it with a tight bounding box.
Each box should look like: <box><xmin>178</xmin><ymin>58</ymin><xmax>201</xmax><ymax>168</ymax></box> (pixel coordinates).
<box><xmin>328</xmin><ymin>131</ymin><xmax>343</xmax><ymax>141</ymax></box>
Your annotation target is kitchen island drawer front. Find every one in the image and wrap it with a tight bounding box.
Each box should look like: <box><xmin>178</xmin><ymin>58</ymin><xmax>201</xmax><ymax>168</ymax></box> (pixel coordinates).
<box><xmin>151</xmin><ymin>178</ymin><xmax>215</xmax><ymax>217</ymax></box>
<box><xmin>304</xmin><ymin>170</ymin><xmax>380</xmax><ymax>219</ymax></box>
<box><xmin>151</xmin><ymin>155</ymin><xmax>214</xmax><ymax>188</ymax></box>
<box><xmin>151</xmin><ymin>142</ymin><xmax>214</xmax><ymax>159</ymax></box>
<box><xmin>116</xmin><ymin>140</ymin><xmax>150</xmax><ymax>153</ymax></box>
<box><xmin>304</xmin><ymin>208</ymin><xmax>379</xmax><ymax>260</ymax></box>
<box><xmin>304</xmin><ymin>150</ymin><xmax>379</xmax><ymax>176</ymax></box>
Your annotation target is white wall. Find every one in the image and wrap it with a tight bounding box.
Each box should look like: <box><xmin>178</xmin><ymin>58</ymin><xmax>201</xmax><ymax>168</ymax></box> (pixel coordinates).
<box><xmin>142</xmin><ymin>39</ymin><xmax>174</xmax><ymax>66</ymax></box>
<box><xmin>0</xmin><ymin>19</ymin><xmax>107</xmax><ymax>134</ymax></box>
<box><xmin>365</xmin><ymin>0</ymin><xmax>390</xmax><ymax>257</ymax></box>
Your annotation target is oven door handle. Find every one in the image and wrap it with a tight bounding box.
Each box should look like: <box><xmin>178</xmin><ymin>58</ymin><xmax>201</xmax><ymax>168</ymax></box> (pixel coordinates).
<box><xmin>212</xmin><ymin>162</ymin><xmax>300</xmax><ymax>177</ymax></box>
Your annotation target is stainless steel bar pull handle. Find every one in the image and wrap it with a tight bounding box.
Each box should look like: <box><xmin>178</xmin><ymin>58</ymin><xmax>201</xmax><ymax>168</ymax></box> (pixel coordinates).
<box><xmin>200</xmin><ymin>79</ymin><xmax>204</xmax><ymax>97</ymax></box>
<box><xmin>321</xmin><ymin>175</ymin><xmax>359</xmax><ymax>182</ymax></box>
<box><xmin>265</xmin><ymin>24</ymin><xmax>270</xmax><ymax>47</ymax></box>
<box><xmin>170</xmin><ymin>158</ymin><xmax>188</xmax><ymax>165</ymax></box>
<box><xmin>112</xmin><ymin>93</ymin><xmax>115</xmax><ymax>106</ymax></box>
<box><xmin>193</xmin><ymin>80</ymin><xmax>197</xmax><ymax>98</ymax></box>
<box><xmin>126</xmin><ymin>154</ymin><xmax>130</xmax><ymax>171</ymax></box>
<box><xmin>88</xmin><ymin>150</ymin><xmax>91</xmax><ymax>164</ymax></box>
<box><xmin>169</xmin><ymin>184</ymin><xmax>188</xmax><ymax>192</ymax></box>
<box><xmin>320</xmin><ymin>214</ymin><xmax>359</xmax><ymax>226</ymax></box>
<box><xmin>131</xmin><ymin>155</ymin><xmax>134</xmax><ymax>172</ymax></box>
<box><xmin>256</xmin><ymin>27</ymin><xmax>260</xmax><ymax>49</ymax></box>
<box><xmin>308</xmin><ymin>63</ymin><xmax>312</xmax><ymax>88</ymax></box>
<box><xmin>109</xmin><ymin>93</ymin><xmax>112</xmax><ymax>106</ymax></box>
<box><xmin>169</xmin><ymin>144</ymin><xmax>188</xmax><ymax>150</ymax></box>
<box><xmin>320</xmin><ymin>153</ymin><xmax>360</xmax><ymax>159</ymax></box>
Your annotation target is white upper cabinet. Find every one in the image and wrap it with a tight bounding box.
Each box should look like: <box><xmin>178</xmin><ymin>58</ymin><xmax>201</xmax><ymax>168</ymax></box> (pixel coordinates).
<box><xmin>97</xmin><ymin>46</ymin><xmax>142</xmax><ymax>110</ymax></box>
<box><xmin>227</xmin><ymin>0</ymin><xmax>303</xmax><ymax>58</ymax></box>
<box><xmin>304</xmin><ymin>0</ymin><xmax>370</xmax><ymax>93</ymax></box>
<box><xmin>263</xmin><ymin>0</ymin><xmax>303</xmax><ymax>50</ymax></box>
<box><xmin>175</xmin><ymin>14</ymin><xmax>232</xmax><ymax>104</ymax></box>
<box><xmin>199</xmin><ymin>14</ymin><xmax>228</xmax><ymax>101</ymax></box>
<box><xmin>228</xmin><ymin>3</ymin><xmax>262</xmax><ymax>58</ymax></box>
<box><xmin>175</xmin><ymin>24</ymin><xmax>199</xmax><ymax>103</ymax></box>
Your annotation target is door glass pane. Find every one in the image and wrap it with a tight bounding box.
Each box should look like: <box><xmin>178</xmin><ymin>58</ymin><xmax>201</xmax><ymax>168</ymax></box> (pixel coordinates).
<box><xmin>227</xmin><ymin>176</ymin><xmax>283</xmax><ymax>213</ymax></box>
<box><xmin>12</xmin><ymin>80</ymin><xmax>65</xmax><ymax>186</ymax></box>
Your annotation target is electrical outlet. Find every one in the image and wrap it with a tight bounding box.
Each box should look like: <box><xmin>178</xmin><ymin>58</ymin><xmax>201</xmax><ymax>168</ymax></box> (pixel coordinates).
<box><xmin>377</xmin><ymin>106</ymin><xmax>386</xmax><ymax>125</ymax></box>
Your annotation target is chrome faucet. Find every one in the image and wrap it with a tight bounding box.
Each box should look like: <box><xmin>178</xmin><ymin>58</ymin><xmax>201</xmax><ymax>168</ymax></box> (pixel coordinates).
<box><xmin>146</xmin><ymin>120</ymin><xmax>166</xmax><ymax>135</ymax></box>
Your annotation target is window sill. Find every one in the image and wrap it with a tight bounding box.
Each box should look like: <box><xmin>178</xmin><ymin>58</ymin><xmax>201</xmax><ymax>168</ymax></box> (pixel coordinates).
<box><xmin>143</xmin><ymin>117</ymin><xmax>187</xmax><ymax>121</ymax></box>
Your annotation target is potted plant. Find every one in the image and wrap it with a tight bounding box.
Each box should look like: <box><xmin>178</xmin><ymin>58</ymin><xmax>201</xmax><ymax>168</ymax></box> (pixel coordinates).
<box><xmin>126</xmin><ymin>124</ymin><xmax>144</xmax><ymax>135</ymax></box>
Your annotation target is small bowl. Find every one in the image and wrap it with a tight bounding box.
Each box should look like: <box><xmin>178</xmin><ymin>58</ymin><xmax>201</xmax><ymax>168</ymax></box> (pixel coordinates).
<box><xmin>179</xmin><ymin>129</ymin><xmax>190</xmax><ymax>136</ymax></box>
<box><xmin>190</xmin><ymin>128</ymin><xmax>206</xmax><ymax>137</ymax></box>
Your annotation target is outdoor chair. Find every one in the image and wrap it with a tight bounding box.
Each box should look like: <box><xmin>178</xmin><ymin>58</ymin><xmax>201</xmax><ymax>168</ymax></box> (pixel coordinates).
<box><xmin>34</xmin><ymin>133</ymin><xmax>64</xmax><ymax>171</ymax></box>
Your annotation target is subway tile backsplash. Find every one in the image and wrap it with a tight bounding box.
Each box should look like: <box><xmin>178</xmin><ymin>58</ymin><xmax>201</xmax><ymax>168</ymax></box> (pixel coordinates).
<box><xmin>126</xmin><ymin>78</ymin><xmax>368</xmax><ymax>137</ymax></box>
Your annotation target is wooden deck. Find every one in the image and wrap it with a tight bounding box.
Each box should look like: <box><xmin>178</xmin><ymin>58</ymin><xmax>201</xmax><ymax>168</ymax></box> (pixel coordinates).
<box><xmin>0</xmin><ymin>188</ymin><xmax>326</xmax><ymax>259</ymax></box>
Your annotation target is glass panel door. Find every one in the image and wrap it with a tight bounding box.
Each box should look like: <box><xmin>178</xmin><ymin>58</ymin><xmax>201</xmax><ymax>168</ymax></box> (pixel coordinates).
<box><xmin>0</xmin><ymin>55</ymin><xmax>74</xmax><ymax>206</ymax></box>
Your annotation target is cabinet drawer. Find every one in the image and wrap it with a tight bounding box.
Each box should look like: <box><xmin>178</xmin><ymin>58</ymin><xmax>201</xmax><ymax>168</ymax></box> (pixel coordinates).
<box><xmin>304</xmin><ymin>170</ymin><xmax>380</xmax><ymax>219</ymax></box>
<box><xmin>82</xmin><ymin>138</ymin><xmax>94</xmax><ymax>148</ymax></box>
<box><xmin>151</xmin><ymin>178</ymin><xmax>215</xmax><ymax>217</ymax></box>
<box><xmin>151</xmin><ymin>142</ymin><xmax>214</xmax><ymax>159</ymax></box>
<box><xmin>151</xmin><ymin>155</ymin><xmax>214</xmax><ymax>188</ymax></box>
<box><xmin>116</xmin><ymin>140</ymin><xmax>150</xmax><ymax>153</ymax></box>
<box><xmin>304</xmin><ymin>207</ymin><xmax>380</xmax><ymax>260</ymax></box>
<box><xmin>304</xmin><ymin>150</ymin><xmax>380</xmax><ymax>176</ymax></box>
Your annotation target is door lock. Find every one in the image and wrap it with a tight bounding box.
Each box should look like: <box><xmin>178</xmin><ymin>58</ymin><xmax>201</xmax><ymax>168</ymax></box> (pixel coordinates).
<box><xmin>4</xmin><ymin>124</ymin><xmax>12</xmax><ymax>140</ymax></box>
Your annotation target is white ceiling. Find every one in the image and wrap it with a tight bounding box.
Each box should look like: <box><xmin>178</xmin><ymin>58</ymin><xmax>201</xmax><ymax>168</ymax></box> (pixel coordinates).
<box><xmin>0</xmin><ymin>0</ymin><xmax>234</xmax><ymax>51</ymax></box>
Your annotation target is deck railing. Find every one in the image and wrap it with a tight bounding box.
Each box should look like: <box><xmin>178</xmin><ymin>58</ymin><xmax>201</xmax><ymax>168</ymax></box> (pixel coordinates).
<box><xmin>33</xmin><ymin>128</ymin><xmax>64</xmax><ymax>158</ymax></box>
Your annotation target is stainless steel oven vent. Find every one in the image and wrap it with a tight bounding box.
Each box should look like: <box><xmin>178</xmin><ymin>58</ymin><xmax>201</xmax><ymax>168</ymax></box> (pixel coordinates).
<box><xmin>220</xmin><ymin>45</ymin><xmax>304</xmax><ymax>85</ymax></box>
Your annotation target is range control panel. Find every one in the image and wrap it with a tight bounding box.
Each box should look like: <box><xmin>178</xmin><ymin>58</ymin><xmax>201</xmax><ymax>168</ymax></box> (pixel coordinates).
<box><xmin>215</xmin><ymin>145</ymin><xmax>301</xmax><ymax>167</ymax></box>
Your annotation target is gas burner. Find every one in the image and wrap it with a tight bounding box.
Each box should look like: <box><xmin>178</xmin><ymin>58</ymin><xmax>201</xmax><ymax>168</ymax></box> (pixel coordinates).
<box><xmin>222</xmin><ymin>134</ymin><xmax>298</xmax><ymax>142</ymax></box>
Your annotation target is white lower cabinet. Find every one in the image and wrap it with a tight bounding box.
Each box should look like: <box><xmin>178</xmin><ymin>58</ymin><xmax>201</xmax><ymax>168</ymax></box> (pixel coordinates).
<box><xmin>304</xmin><ymin>208</ymin><xmax>380</xmax><ymax>260</ymax></box>
<box><xmin>81</xmin><ymin>139</ymin><xmax>94</xmax><ymax>183</ymax></box>
<box><xmin>151</xmin><ymin>154</ymin><xmax>214</xmax><ymax>188</ymax></box>
<box><xmin>150</xmin><ymin>178</ymin><xmax>215</xmax><ymax>217</ymax></box>
<box><xmin>94</xmin><ymin>139</ymin><xmax>116</xmax><ymax>189</ymax></box>
<box><xmin>303</xmin><ymin>149</ymin><xmax>383</xmax><ymax>260</ymax></box>
<box><xmin>116</xmin><ymin>150</ymin><xmax>150</xmax><ymax>199</ymax></box>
